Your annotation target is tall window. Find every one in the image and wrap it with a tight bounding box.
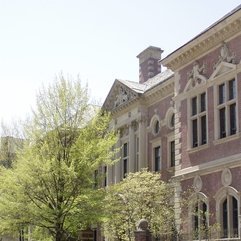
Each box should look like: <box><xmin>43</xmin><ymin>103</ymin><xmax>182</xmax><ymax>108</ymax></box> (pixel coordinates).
<box><xmin>190</xmin><ymin>92</ymin><xmax>207</xmax><ymax>148</ymax></box>
<box><xmin>170</xmin><ymin>140</ymin><xmax>175</xmax><ymax>167</ymax></box>
<box><xmin>94</xmin><ymin>170</ymin><xmax>98</xmax><ymax>188</ymax></box>
<box><xmin>104</xmin><ymin>166</ymin><xmax>107</xmax><ymax>187</ymax></box>
<box><xmin>217</xmin><ymin>78</ymin><xmax>237</xmax><ymax>139</ymax></box>
<box><xmin>154</xmin><ymin>146</ymin><xmax>161</xmax><ymax>171</ymax></box>
<box><xmin>192</xmin><ymin>200</ymin><xmax>208</xmax><ymax>240</ymax></box>
<box><xmin>123</xmin><ymin>143</ymin><xmax>128</xmax><ymax>178</ymax></box>
<box><xmin>221</xmin><ymin>196</ymin><xmax>238</xmax><ymax>238</ymax></box>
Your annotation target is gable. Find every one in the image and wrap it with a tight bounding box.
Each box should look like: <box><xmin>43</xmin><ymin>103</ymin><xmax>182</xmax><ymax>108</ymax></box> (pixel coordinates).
<box><xmin>103</xmin><ymin>80</ymin><xmax>140</xmax><ymax>111</ymax></box>
<box><xmin>209</xmin><ymin>61</ymin><xmax>236</xmax><ymax>80</ymax></box>
<box><xmin>184</xmin><ymin>61</ymin><xmax>207</xmax><ymax>93</ymax></box>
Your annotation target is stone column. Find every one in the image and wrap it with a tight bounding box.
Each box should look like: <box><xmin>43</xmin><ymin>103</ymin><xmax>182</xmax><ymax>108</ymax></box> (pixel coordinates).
<box><xmin>129</xmin><ymin>122</ymin><xmax>135</xmax><ymax>173</ymax></box>
<box><xmin>107</xmin><ymin>165</ymin><xmax>113</xmax><ymax>186</ymax></box>
<box><xmin>138</xmin><ymin>119</ymin><xmax>147</xmax><ymax>169</ymax></box>
<box><xmin>115</xmin><ymin>138</ymin><xmax>122</xmax><ymax>183</ymax></box>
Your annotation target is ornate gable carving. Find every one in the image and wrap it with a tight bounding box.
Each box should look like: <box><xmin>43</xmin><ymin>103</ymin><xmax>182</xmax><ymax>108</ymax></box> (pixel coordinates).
<box><xmin>213</xmin><ymin>42</ymin><xmax>235</xmax><ymax>69</ymax></box>
<box><xmin>114</xmin><ymin>85</ymin><xmax>137</xmax><ymax>108</ymax></box>
<box><xmin>210</xmin><ymin>61</ymin><xmax>236</xmax><ymax>80</ymax></box>
<box><xmin>184</xmin><ymin>61</ymin><xmax>207</xmax><ymax>92</ymax></box>
<box><xmin>103</xmin><ymin>81</ymin><xmax>139</xmax><ymax>111</ymax></box>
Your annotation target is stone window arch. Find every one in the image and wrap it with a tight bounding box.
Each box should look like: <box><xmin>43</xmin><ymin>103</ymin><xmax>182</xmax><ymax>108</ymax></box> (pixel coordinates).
<box><xmin>165</xmin><ymin>107</ymin><xmax>175</xmax><ymax>129</ymax></box>
<box><xmin>150</xmin><ymin>114</ymin><xmax>160</xmax><ymax>136</ymax></box>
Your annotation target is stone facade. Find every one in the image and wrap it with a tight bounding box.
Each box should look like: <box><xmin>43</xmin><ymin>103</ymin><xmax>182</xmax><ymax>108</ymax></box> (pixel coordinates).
<box><xmin>103</xmin><ymin>4</ymin><xmax>241</xmax><ymax>241</ymax></box>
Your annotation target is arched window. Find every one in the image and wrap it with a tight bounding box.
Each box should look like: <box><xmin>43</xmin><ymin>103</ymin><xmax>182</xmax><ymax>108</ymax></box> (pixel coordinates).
<box><xmin>150</xmin><ymin>114</ymin><xmax>160</xmax><ymax>136</ymax></box>
<box><xmin>170</xmin><ymin>113</ymin><xmax>175</xmax><ymax>128</ymax></box>
<box><xmin>165</xmin><ymin>107</ymin><xmax>175</xmax><ymax>130</ymax></box>
<box><xmin>154</xmin><ymin>120</ymin><xmax>160</xmax><ymax>134</ymax></box>
<box><xmin>192</xmin><ymin>199</ymin><xmax>208</xmax><ymax>240</ymax></box>
<box><xmin>215</xmin><ymin>186</ymin><xmax>240</xmax><ymax>239</ymax></box>
<box><xmin>221</xmin><ymin>196</ymin><xmax>238</xmax><ymax>238</ymax></box>
<box><xmin>189</xmin><ymin>192</ymin><xmax>209</xmax><ymax>240</ymax></box>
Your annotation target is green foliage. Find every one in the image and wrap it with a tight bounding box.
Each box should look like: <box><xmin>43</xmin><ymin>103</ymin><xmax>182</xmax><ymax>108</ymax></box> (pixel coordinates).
<box><xmin>103</xmin><ymin>169</ymin><xmax>175</xmax><ymax>241</ymax></box>
<box><xmin>0</xmin><ymin>74</ymin><xmax>117</xmax><ymax>241</ymax></box>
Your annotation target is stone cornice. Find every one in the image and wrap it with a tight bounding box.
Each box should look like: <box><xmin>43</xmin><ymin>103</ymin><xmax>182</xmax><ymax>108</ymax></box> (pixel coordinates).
<box><xmin>173</xmin><ymin>152</ymin><xmax>241</xmax><ymax>180</ymax></box>
<box><xmin>110</xmin><ymin>97</ymin><xmax>141</xmax><ymax>116</ymax></box>
<box><xmin>161</xmin><ymin>12</ymin><xmax>241</xmax><ymax>71</ymax></box>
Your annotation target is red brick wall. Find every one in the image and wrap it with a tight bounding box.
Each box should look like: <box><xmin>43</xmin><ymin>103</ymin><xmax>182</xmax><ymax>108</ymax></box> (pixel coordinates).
<box><xmin>178</xmin><ymin>34</ymin><xmax>241</xmax><ymax>169</ymax></box>
<box><xmin>146</xmin><ymin>95</ymin><xmax>174</xmax><ymax>180</ymax></box>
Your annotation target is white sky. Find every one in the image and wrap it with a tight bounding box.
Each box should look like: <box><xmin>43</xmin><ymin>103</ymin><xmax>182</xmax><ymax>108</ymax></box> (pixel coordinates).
<box><xmin>0</xmin><ymin>0</ymin><xmax>240</xmax><ymax>122</ymax></box>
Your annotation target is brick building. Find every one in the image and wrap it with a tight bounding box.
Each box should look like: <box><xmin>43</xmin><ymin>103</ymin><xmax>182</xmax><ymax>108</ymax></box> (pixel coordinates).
<box><xmin>103</xmin><ymin>4</ymin><xmax>241</xmax><ymax>240</ymax></box>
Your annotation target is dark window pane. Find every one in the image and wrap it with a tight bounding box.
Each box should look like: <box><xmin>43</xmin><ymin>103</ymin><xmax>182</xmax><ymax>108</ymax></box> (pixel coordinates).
<box><xmin>170</xmin><ymin>141</ymin><xmax>175</xmax><ymax>167</ymax></box>
<box><xmin>155</xmin><ymin>120</ymin><xmax>159</xmax><ymax>134</ymax></box>
<box><xmin>200</xmin><ymin>93</ymin><xmax>206</xmax><ymax>112</ymax></box>
<box><xmin>123</xmin><ymin>143</ymin><xmax>128</xmax><ymax>157</ymax></box>
<box><xmin>219</xmin><ymin>108</ymin><xmax>226</xmax><ymax>138</ymax></box>
<box><xmin>201</xmin><ymin>115</ymin><xmax>207</xmax><ymax>145</ymax></box>
<box><xmin>223</xmin><ymin>198</ymin><xmax>228</xmax><ymax>238</ymax></box>
<box><xmin>192</xmin><ymin>97</ymin><xmax>197</xmax><ymax>116</ymax></box>
<box><xmin>104</xmin><ymin>166</ymin><xmax>107</xmax><ymax>187</ymax></box>
<box><xmin>194</xmin><ymin>204</ymin><xmax>199</xmax><ymax>239</ymax></box>
<box><xmin>233</xmin><ymin>197</ymin><xmax>238</xmax><ymax>237</ymax></box>
<box><xmin>154</xmin><ymin>146</ymin><xmax>161</xmax><ymax>171</ymax></box>
<box><xmin>170</xmin><ymin>114</ymin><xmax>175</xmax><ymax>128</ymax></box>
<box><xmin>94</xmin><ymin>170</ymin><xmax>98</xmax><ymax>188</ymax></box>
<box><xmin>229</xmin><ymin>79</ymin><xmax>236</xmax><ymax>100</ymax></box>
<box><xmin>192</xmin><ymin>119</ymin><xmax>198</xmax><ymax>147</ymax></box>
<box><xmin>230</xmin><ymin>103</ymin><xmax>236</xmax><ymax>135</ymax></box>
<box><xmin>202</xmin><ymin>202</ymin><xmax>208</xmax><ymax>239</ymax></box>
<box><xmin>219</xmin><ymin>83</ymin><xmax>225</xmax><ymax>104</ymax></box>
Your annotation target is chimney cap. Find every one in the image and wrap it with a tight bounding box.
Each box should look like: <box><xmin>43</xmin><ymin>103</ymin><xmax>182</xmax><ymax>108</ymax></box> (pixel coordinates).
<box><xmin>137</xmin><ymin>46</ymin><xmax>163</xmax><ymax>58</ymax></box>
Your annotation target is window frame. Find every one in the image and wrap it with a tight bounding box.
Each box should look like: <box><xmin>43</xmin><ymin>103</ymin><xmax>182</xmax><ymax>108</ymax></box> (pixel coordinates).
<box><xmin>189</xmin><ymin>91</ymin><xmax>208</xmax><ymax>149</ymax></box>
<box><xmin>215</xmin><ymin>77</ymin><xmax>238</xmax><ymax>140</ymax></box>
<box><xmin>189</xmin><ymin>193</ymin><xmax>209</xmax><ymax>241</ymax></box>
<box><xmin>215</xmin><ymin>186</ymin><xmax>240</xmax><ymax>239</ymax></box>
<box><xmin>150</xmin><ymin>114</ymin><xmax>161</xmax><ymax>136</ymax></box>
<box><xmin>151</xmin><ymin>139</ymin><xmax>162</xmax><ymax>172</ymax></box>
<box><xmin>154</xmin><ymin>145</ymin><xmax>161</xmax><ymax>172</ymax></box>
<box><xmin>122</xmin><ymin>142</ymin><xmax>129</xmax><ymax>178</ymax></box>
<box><xmin>167</xmin><ymin>134</ymin><xmax>175</xmax><ymax>168</ymax></box>
<box><xmin>192</xmin><ymin>200</ymin><xmax>208</xmax><ymax>240</ymax></box>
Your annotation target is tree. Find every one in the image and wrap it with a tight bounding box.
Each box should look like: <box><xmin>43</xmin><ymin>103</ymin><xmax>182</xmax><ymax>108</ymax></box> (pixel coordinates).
<box><xmin>0</xmin><ymin>121</ymin><xmax>24</xmax><ymax>168</ymax></box>
<box><xmin>103</xmin><ymin>169</ymin><xmax>175</xmax><ymax>241</ymax></box>
<box><xmin>0</xmin><ymin>74</ymin><xmax>117</xmax><ymax>241</ymax></box>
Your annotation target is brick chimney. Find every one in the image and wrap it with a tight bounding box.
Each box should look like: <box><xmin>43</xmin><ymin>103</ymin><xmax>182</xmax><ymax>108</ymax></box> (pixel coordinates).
<box><xmin>137</xmin><ymin>46</ymin><xmax>163</xmax><ymax>84</ymax></box>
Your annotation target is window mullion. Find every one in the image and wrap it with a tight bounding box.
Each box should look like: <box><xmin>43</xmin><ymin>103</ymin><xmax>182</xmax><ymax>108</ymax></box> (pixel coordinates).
<box><xmin>225</xmin><ymin>103</ymin><xmax>229</xmax><ymax>137</ymax></box>
<box><xmin>227</xmin><ymin>195</ymin><xmax>231</xmax><ymax>238</ymax></box>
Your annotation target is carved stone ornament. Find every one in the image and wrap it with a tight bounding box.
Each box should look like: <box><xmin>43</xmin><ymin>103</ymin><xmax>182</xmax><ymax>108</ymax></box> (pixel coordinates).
<box><xmin>114</xmin><ymin>85</ymin><xmax>137</xmax><ymax>108</ymax></box>
<box><xmin>131</xmin><ymin>120</ymin><xmax>139</xmax><ymax>131</ymax></box>
<box><xmin>214</xmin><ymin>42</ymin><xmax>235</xmax><ymax>69</ymax></box>
<box><xmin>137</xmin><ymin>219</ymin><xmax>148</xmax><ymax>231</ymax></box>
<box><xmin>119</xmin><ymin>125</ymin><xmax>129</xmax><ymax>138</ymax></box>
<box><xmin>193</xmin><ymin>175</ymin><xmax>202</xmax><ymax>192</ymax></box>
<box><xmin>221</xmin><ymin>168</ymin><xmax>232</xmax><ymax>187</ymax></box>
<box><xmin>185</xmin><ymin>61</ymin><xmax>207</xmax><ymax>92</ymax></box>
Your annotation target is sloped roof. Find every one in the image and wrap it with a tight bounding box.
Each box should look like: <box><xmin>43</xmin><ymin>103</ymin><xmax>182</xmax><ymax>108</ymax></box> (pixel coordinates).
<box><xmin>102</xmin><ymin>69</ymin><xmax>174</xmax><ymax>111</ymax></box>
<box><xmin>117</xmin><ymin>69</ymin><xmax>173</xmax><ymax>94</ymax></box>
<box><xmin>143</xmin><ymin>69</ymin><xmax>173</xmax><ymax>92</ymax></box>
<box><xmin>117</xmin><ymin>79</ymin><xmax>146</xmax><ymax>93</ymax></box>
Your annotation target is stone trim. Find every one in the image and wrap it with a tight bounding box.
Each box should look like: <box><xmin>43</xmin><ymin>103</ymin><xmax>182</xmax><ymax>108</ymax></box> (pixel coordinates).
<box><xmin>161</xmin><ymin>16</ymin><xmax>241</xmax><ymax>70</ymax></box>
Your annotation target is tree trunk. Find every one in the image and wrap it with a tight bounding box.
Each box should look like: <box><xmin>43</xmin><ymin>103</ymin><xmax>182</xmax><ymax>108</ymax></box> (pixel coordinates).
<box><xmin>55</xmin><ymin>229</ymin><xmax>63</xmax><ymax>241</ymax></box>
